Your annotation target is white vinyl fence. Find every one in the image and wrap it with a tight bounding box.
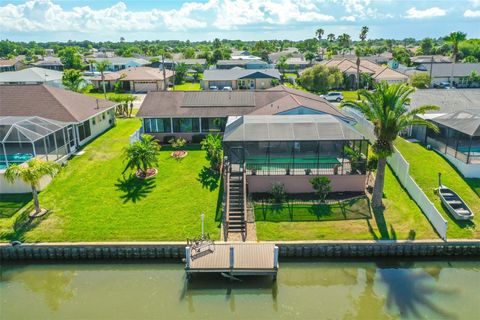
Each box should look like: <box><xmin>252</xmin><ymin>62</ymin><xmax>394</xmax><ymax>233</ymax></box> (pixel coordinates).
<box><xmin>129</xmin><ymin>128</ymin><xmax>141</xmax><ymax>144</ymax></box>
<box><xmin>344</xmin><ymin>107</ymin><xmax>448</xmax><ymax>240</ymax></box>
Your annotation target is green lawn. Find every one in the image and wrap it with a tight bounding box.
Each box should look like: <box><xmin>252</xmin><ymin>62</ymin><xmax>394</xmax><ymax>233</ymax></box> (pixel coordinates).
<box><xmin>85</xmin><ymin>92</ymin><xmax>135</xmax><ymax>101</ymax></box>
<box><xmin>256</xmin><ymin>165</ymin><xmax>438</xmax><ymax>241</ymax></box>
<box><xmin>0</xmin><ymin>118</ymin><xmax>221</xmax><ymax>242</ymax></box>
<box><xmin>171</xmin><ymin>82</ymin><xmax>201</xmax><ymax>91</ymax></box>
<box><xmin>340</xmin><ymin>90</ymin><xmax>359</xmax><ymax>102</ymax></box>
<box><xmin>395</xmin><ymin>138</ymin><xmax>480</xmax><ymax>239</ymax></box>
<box><xmin>284</xmin><ymin>73</ymin><xmax>298</xmax><ymax>79</ymax></box>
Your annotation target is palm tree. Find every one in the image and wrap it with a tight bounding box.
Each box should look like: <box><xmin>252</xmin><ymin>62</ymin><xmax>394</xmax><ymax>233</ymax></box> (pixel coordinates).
<box><xmin>338</xmin><ymin>33</ymin><xmax>351</xmax><ymax>55</ymax></box>
<box><xmin>123</xmin><ymin>134</ymin><xmax>161</xmax><ymax>178</ymax></box>
<box><xmin>341</xmin><ymin>82</ymin><xmax>439</xmax><ymax>208</ymax></box>
<box><xmin>201</xmin><ymin>134</ymin><xmax>223</xmax><ymax>171</ymax></box>
<box><xmin>276</xmin><ymin>56</ymin><xmax>288</xmax><ymax>78</ymax></box>
<box><xmin>444</xmin><ymin>31</ymin><xmax>467</xmax><ymax>87</ymax></box>
<box><xmin>4</xmin><ymin>159</ymin><xmax>61</xmax><ymax>215</ymax></box>
<box><xmin>95</xmin><ymin>60</ymin><xmax>111</xmax><ymax>99</ymax></box>
<box><xmin>327</xmin><ymin>33</ymin><xmax>335</xmax><ymax>43</ymax></box>
<box><xmin>355</xmin><ymin>47</ymin><xmax>363</xmax><ymax>97</ymax></box>
<box><xmin>360</xmin><ymin>26</ymin><xmax>369</xmax><ymax>42</ymax></box>
<box><xmin>315</xmin><ymin>28</ymin><xmax>324</xmax><ymax>42</ymax></box>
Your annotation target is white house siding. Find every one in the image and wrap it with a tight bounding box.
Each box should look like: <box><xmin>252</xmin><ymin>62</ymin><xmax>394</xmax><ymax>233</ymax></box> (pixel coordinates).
<box><xmin>78</xmin><ymin>108</ymin><xmax>116</xmax><ymax>146</ymax></box>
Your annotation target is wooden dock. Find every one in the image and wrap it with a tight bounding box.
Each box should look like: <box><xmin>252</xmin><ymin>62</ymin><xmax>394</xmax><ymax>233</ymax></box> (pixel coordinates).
<box><xmin>185</xmin><ymin>243</ymin><xmax>278</xmax><ymax>279</ymax></box>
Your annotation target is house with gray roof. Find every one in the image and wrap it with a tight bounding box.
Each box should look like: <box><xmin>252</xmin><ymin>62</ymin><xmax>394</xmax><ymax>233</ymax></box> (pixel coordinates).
<box><xmin>420</xmin><ymin>63</ymin><xmax>480</xmax><ymax>87</ymax></box>
<box><xmin>0</xmin><ymin>67</ymin><xmax>63</xmax><ymax>87</ymax></box>
<box><xmin>86</xmin><ymin>57</ymin><xmax>150</xmax><ymax>72</ymax></box>
<box><xmin>408</xmin><ymin>89</ymin><xmax>480</xmax><ymax>177</ymax></box>
<box><xmin>201</xmin><ymin>69</ymin><xmax>280</xmax><ymax>90</ymax></box>
<box><xmin>31</xmin><ymin>57</ymin><xmax>64</xmax><ymax>71</ymax></box>
<box><xmin>216</xmin><ymin>59</ymin><xmax>272</xmax><ymax>70</ymax></box>
<box><xmin>137</xmin><ymin>85</ymin><xmax>367</xmax><ymax>197</ymax></box>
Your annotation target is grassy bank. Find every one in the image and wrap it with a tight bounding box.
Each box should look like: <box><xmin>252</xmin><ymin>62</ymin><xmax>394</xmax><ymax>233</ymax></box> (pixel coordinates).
<box><xmin>394</xmin><ymin>138</ymin><xmax>480</xmax><ymax>239</ymax></box>
<box><xmin>0</xmin><ymin>118</ymin><xmax>221</xmax><ymax>242</ymax></box>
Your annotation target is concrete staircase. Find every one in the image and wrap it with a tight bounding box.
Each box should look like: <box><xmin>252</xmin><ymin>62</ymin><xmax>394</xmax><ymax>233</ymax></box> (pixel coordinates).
<box><xmin>227</xmin><ymin>172</ymin><xmax>246</xmax><ymax>235</ymax></box>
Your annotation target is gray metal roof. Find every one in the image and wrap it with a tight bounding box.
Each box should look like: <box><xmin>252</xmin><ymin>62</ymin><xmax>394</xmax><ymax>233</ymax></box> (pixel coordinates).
<box><xmin>203</xmin><ymin>69</ymin><xmax>280</xmax><ymax>81</ymax></box>
<box><xmin>422</xmin><ymin>63</ymin><xmax>480</xmax><ymax>78</ymax></box>
<box><xmin>217</xmin><ymin>59</ymin><xmax>268</xmax><ymax>66</ymax></box>
<box><xmin>223</xmin><ymin>115</ymin><xmax>365</xmax><ymax>142</ymax></box>
<box><xmin>410</xmin><ymin>89</ymin><xmax>480</xmax><ymax>113</ymax></box>
<box><xmin>432</xmin><ymin>109</ymin><xmax>480</xmax><ymax>136</ymax></box>
<box><xmin>182</xmin><ymin>91</ymin><xmax>255</xmax><ymax>107</ymax></box>
<box><xmin>0</xmin><ymin>67</ymin><xmax>63</xmax><ymax>83</ymax></box>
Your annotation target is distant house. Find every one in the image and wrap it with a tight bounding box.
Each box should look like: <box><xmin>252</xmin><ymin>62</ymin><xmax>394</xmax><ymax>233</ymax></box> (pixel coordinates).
<box><xmin>31</xmin><ymin>57</ymin><xmax>64</xmax><ymax>71</ymax></box>
<box><xmin>417</xmin><ymin>63</ymin><xmax>480</xmax><ymax>87</ymax></box>
<box><xmin>0</xmin><ymin>59</ymin><xmax>24</xmax><ymax>72</ymax></box>
<box><xmin>202</xmin><ymin>69</ymin><xmax>280</xmax><ymax>90</ymax></box>
<box><xmin>320</xmin><ymin>58</ymin><xmax>408</xmax><ymax>89</ymax></box>
<box><xmin>408</xmin><ymin>89</ymin><xmax>480</xmax><ymax>178</ymax></box>
<box><xmin>90</xmin><ymin>67</ymin><xmax>174</xmax><ymax>93</ymax></box>
<box><xmin>268</xmin><ymin>47</ymin><xmax>304</xmax><ymax>64</ymax></box>
<box><xmin>411</xmin><ymin>55</ymin><xmax>452</xmax><ymax>64</ymax></box>
<box><xmin>86</xmin><ymin>57</ymin><xmax>150</xmax><ymax>72</ymax></box>
<box><xmin>216</xmin><ymin>59</ymin><xmax>272</xmax><ymax>70</ymax></box>
<box><xmin>0</xmin><ymin>67</ymin><xmax>63</xmax><ymax>87</ymax></box>
<box><xmin>153</xmin><ymin>58</ymin><xmax>207</xmax><ymax>70</ymax></box>
<box><xmin>282</xmin><ymin>57</ymin><xmax>311</xmax><ymax>72</ymax></box>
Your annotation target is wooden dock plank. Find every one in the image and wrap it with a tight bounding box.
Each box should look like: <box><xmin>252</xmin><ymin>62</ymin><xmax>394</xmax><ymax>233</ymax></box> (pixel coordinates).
<box><xmin>187</xmin><ymin>243</ymin><xmax>277</xmax><ymax>272</ymax></box>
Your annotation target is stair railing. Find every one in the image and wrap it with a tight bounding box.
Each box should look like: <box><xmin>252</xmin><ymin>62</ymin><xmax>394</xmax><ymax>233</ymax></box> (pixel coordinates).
<box><xmin>225</xmin><ymin>162</ymin><xmax>230</xmax><ymax>238</ymax></box>
<box><xmin>242</xmin><ymin>162</ymin><xmax>247</xmax><ymax>239</ymax></box>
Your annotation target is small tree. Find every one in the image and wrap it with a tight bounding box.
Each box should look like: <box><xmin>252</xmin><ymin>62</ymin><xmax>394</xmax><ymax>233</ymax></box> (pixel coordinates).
<box><xmin>123</xmin><ymin>134</ymin><xmax>161</xmax><ymax>178</ymax></box>
<box><xmin>410</xmin><ymin>73</ymin><xmax>431</xmax><ymax>89</ymax></box>
<box><xmin>310</xmin><ymin>176</ymin><xmax>332</xmax><ymax>203</ymax></box>
<box><xmin>271</xmin><ymin>182</ymin><xmax>286</xmax><ymax>203</ymax></box>
<box><xmin>95</xmin><ymin>60</ymin><xmax>111</xmax><ymax>99</ymax></box>
<box><xmin>62</xmin><ymin>69</ymin><xmax>86</xmax><ymax>92</ymax></box>
<box><xmin>200</xmin><ymin>134</ymin><xmax>223</xmax><ymax>171</ymax></box>
<box><xmin>4</xmin><ymin>159</ymin><xmax>61</xmax><ymax>215</ymax></box>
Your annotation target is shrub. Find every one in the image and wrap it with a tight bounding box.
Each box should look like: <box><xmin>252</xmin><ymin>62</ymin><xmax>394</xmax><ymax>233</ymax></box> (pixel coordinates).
<box><xmin>169</xmin><ymin>137</ymin><xmax>186</xmax><ymax>150</ymax></box>
<box><xmin>297</xmin><ymin>64</ymin><xmax>343</xmax><ymax>93</ymax></box>
<box><xmin>271</xmin><ymin>182</ymin><xmax>286</xmax><ymax>203</ymax></box>
<box><xmin>309</xmin><ymin>176</ymin><xmax>332</xmax><ymax>203</ymax></box>
<box><xmin>410</xmin><ymin>73</ymin><xmax>431</xmax><ymax>89</ymax></box>
<box><xmin>200</xmin><ymin>134</ymin><xmax>223</xmax><ymax>171</ymax></box>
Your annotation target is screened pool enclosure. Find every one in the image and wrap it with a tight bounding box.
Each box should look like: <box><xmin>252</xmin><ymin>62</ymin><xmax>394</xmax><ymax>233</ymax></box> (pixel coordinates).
<box><xmin>223</xmin><ymin>115</ymin><xmax>369</xmax><ymax>176</ymax></box>
<box><xmin>0</xmin><ymin>116</ymin><xmax>73</xmax><ymax>169</ymax></box>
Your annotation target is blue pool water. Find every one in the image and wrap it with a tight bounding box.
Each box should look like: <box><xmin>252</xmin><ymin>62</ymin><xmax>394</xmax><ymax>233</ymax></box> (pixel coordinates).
<box><xmin>0</xmin><ymin>153</ymin><xmax>33</xmax><ymax>169</ymax></box>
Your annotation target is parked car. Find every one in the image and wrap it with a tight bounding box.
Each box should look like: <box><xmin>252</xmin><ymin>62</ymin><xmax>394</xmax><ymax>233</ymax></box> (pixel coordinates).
<box><xmin>321</xmin><ymin>92</ymin><xmax>344</xmax><ymax>102</ymax></box>
<box><xmin>221</xmin><ymin>86</ymin><xmax>233</xmax><ymax>91</ymax></box>
<box><xmin>209</xmin><ymin>86</ymin><xmax>219</xmax><ymax>91</ymax></box>
<box><xmin>433</xmin><ymin>81</ymin><xmax>452</xmax><ymax>89</ymax></box>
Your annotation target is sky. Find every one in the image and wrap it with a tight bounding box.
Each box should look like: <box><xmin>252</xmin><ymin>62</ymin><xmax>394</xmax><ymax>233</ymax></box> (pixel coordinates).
<box><xmin>0</xmin><ymin>0</ymin><xmax>479</xmax><ymax>42</ymax></box>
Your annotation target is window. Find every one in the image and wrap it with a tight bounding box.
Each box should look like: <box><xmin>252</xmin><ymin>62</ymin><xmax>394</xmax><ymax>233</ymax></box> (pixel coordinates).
<box><xmin>78</xmin><ymin>120</ymin><xmax>91</xmax><ymax>141</ymax></box>
<box><xmin>92</xmin><ymin>117</ymin><xmax>96</xmax><ymax>125</ymax></box>
<box><xmin>201</xmin><ymin>117</ymin><xmax>227</xmax><ymax>133</ymax></box>
<box><xmin>102</xmin><ymin>112</ymin><xmax>106</xmax><ymax>120</ymax></box>
<box><xmin>144</xmin><ymin>118</ymin><xmax>172</xmax><ymax>133</ymax></box>
<box><xmin>172</xmin><ymin>118</ymin><xmax>200</xmax><ymax>133</ymax></box>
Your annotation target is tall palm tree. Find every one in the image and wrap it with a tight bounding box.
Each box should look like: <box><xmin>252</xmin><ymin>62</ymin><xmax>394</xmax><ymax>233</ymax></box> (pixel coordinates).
<box><xmin>327</xmin><ymin>33</ymin><xmax>335</xmax><ymax>43</ymax></box>
<box><xmin>123</xmin><ymin>134</ymin><xmax>161</xmax><ymax>178</ymax></box>
<box><xmin>315</xmin><ymin>28</ymin><xmax>324</xmax><ymax>42</ymax></box>
<box><xmin>341</xmin><ymin>82</ymin><xmax>439</xmax><ymax>208</ymax></box>
<box><xmin>95</xmin><ymin>60</ymin><xmax>111</xmax><ymax>99</ymax></box>
<box><xmin>355</xmin><ymin>47</ymin><xmax>363</xmax><ymax>97</ymax></box>
<box><xmin>360</xmin><ymin>26</ymin><xmax>369</xmax><ymax>42</ymax></box>
<box><xmin>444</xmin><ymin>31</ymin><xmax>467</xmax><ymax>87</ymax></box>
<box><xmin>4</xmin><ymin>159</ymin><xmax>61</xmax><ymax>215</ymax></box>
<box><xmin>338</xmin><ymin>33</ymin><xmax>351</xmax><ymax>55</ymax></box>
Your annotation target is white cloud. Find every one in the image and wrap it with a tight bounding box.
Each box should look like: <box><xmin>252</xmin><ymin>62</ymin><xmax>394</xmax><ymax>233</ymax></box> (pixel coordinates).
<box><xmin>464</xmin><ymin>9</ymin><xmax>480</xmax><ymax>17</ymax></box>
<box><xmin>405</xmin><ymin>7</ymin><xmax>446</xmax><ymax>19</ymax></box>
<box><xmin>0</xmin><ymin>0</ymin><xmax>337</xmax><ymax>34</ymax></box>
<box><xmin>469</xmin><ymin>0</ymin><xmax>480</xmax><ymax>7</ymax></box>
<box><xmin>341</xmin><ymin>16</ymin><xmax>356</xmax><ymax>22</ymax></box>
<box><xmin>212</xmin><ymin>0</ymin><xmax>335</xmax><ymax>30</ymax></box>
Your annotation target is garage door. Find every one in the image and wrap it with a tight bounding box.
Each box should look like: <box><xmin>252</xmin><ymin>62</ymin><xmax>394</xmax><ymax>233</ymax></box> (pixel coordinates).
<box><xmin>133</xmin><ymin>81</ymin><xmax>158</xmax><ymax>93</ymax></box>
<box><xmin>209</xmin><ymin>81</ymin><xmax>233</xmax><ymax>89</ymax></box>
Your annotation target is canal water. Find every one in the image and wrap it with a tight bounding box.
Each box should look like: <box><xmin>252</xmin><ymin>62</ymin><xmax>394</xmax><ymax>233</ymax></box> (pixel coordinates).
<box><xmin>1</xmin><ymin>259</ymin><xmax>479</xmax><ymax>319</ymax></box>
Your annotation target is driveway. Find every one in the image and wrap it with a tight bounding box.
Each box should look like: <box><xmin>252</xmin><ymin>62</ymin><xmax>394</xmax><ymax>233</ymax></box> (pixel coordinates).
<box><xmin>132</xmin><ymin>94</ymin><xmax>146</xmax><ymax>109</ymax></box>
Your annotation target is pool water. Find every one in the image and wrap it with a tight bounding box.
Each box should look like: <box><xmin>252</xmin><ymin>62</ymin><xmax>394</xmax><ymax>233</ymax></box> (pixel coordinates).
<box><xmin>0</xmin><ymin>153</ymin><xmax>33</xmax><ymax>169</ymax></box>
<box><xmin>1</xmin><ymin>259</ymin><xmax>479</xmax><ymax>319</ymax></box>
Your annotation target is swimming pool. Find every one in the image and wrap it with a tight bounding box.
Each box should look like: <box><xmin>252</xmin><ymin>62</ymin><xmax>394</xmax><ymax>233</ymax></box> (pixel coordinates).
<box><xmin>0</xmin><ymin>153</ymin><xmax>33</xmax><ymax>169</ymax></box>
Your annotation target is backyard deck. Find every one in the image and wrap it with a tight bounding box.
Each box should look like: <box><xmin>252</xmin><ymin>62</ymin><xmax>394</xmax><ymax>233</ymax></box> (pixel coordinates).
<box><xmin>185</xmin><ymin>243</ymin><xmax>278</xmax><ymax>279</ymax></box>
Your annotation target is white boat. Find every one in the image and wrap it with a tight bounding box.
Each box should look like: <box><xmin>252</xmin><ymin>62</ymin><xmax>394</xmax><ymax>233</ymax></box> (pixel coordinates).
<box><xmin>437</xmin><ymin>173</ymin><xmax>474</xmax><ymax>220</ymax></box>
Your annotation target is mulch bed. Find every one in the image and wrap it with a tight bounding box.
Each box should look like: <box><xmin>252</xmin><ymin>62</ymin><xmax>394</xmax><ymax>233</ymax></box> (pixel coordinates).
<box><xmin>171</xmin><ymin>150</ymin><xmax>188</xmax><ymax>159</ymax></box>
<box><xmin>135</xmin><ymin>168</ymin><xmax>158</xmax><ymax>179</ymax></box>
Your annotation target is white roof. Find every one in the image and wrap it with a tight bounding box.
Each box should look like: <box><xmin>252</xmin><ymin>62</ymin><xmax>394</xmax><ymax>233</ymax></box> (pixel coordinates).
<box><xmin>0</xmin><ymin>67</ymin><xmax>63</xmax><ymax>83</ymax></box>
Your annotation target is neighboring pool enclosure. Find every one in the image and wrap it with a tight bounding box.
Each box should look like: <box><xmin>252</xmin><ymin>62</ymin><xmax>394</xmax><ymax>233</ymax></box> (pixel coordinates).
<box><xmin>0</xmin><ymin>116</ymin><xmax>74</xmax><ymax>169</ymax></box>
<box><xmin>223</xmin><ymin>115</ymin><xmax>369</xmax><ymax>176</ymax></box>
